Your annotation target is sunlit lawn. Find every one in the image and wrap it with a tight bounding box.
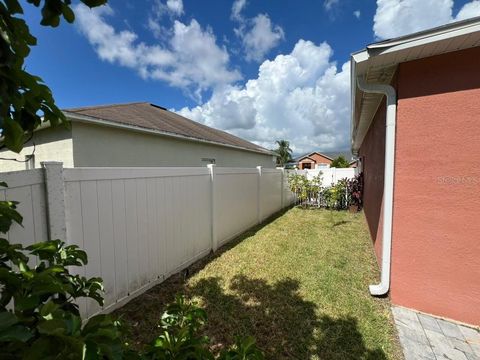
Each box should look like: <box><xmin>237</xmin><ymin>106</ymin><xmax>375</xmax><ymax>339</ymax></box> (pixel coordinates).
<box><xmin>115</xmin><ymin>207</ymin><xmax>403</xmax><ymax>359</ymax></box>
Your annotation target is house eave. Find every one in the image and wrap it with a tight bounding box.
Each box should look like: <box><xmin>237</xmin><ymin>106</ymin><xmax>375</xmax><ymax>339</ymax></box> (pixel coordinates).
<box><xmin>351</xmin><ymin>16</ymin><xmax>480</xmax><ymax>154</ymax></box>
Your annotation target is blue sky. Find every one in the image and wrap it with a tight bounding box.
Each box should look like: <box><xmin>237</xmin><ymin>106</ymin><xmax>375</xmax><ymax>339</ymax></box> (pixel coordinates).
<box><xmin>23</xmin><ymin>0</ymin><xmax>480</xmax><ymax>153</ymax></box>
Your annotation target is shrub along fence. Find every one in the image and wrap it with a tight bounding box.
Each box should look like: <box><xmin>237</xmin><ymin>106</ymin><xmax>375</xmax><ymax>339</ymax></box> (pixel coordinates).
<box><xmin>1</xmin><ymin>163</ymin><xmax>294</xmax><ymax>318</ymax></box>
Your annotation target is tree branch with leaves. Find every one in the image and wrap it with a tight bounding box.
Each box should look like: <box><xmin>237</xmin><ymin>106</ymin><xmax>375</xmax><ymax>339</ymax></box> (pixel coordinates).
<box><xmin>0</xmin><ymin>0</ymin><xmax>107</xmax><ymax>153</ymax></box>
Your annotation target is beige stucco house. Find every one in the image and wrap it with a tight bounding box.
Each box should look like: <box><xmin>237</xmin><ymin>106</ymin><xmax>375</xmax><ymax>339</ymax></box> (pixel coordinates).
<box><xmin>0</xmin><ymin>102</ymin><xmax>276</xmax><ymax>171</ymax></box>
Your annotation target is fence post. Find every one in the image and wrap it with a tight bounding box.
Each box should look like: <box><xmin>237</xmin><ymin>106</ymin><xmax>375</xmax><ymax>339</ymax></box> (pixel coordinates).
<box><xmin>41</xmin><ymin>161</ymin><xmax>67</xmax><ymax>240</ymax></box>
<box><xmin>257</xmin><ymin>166</ymin><xmax>262</xmax><ymax>223</ymax></box>
<box><xmin>207</xmin><ymin>164</ymin><xmax>218</xmax><ymax>252</ymax></box>
<box><xmin>279</xmin><ymin>167</ymin><xmax>285</xmax><ymax>209</ymax></box>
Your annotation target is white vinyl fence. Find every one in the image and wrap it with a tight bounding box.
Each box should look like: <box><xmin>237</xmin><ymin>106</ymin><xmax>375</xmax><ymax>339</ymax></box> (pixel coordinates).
<box><xmin>1</xmin><ymin>163</ymin><xmax>294</xmax><ymax>318</ymax></box>
<box><xmin>298</xmin><ymin>167</ymin><xmax>356</xmax><ymax>185</ymax></box>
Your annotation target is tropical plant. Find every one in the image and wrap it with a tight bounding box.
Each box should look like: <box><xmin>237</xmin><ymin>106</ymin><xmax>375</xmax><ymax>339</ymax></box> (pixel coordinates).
<box><xmin>1</xmin><ymin>0</ymin><xmax>108</xmax><ymax>153</ymax></box>
<box><xmin>144</xmin><ymin>296</ymin><xmax>263</xmax><ymax>360</ymax></box>
<box><xmin>274</xmin><ymin>140</ymin><xmax>293</xmax><ymax>167</ymax></box>
<box><xmin>330</xmin><ymin>156</ymin><xmax>350</xmax><ymax>168</ymax></box>
<box><xmin>347</xmin><ymin>172</ymin><xmax>363</xmax><ymax>210</ymax></box>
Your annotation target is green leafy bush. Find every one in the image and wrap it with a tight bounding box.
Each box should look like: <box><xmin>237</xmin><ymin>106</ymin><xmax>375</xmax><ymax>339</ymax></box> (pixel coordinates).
<box><xmin>144</xmin><ymin>296</ymin><xmax>263</xmax><ymax>360</ymax></box>
<box><xmin>0</xmin><ymin>183</ymin><xmax>263</xmax><ymax>359</ymax></box>
<box><xmin>287</xmin><ymin>173</ymin><xmax>323</xmax><ymax>207</ymax></box>
<box><xmin>322</xmin><ymin>179</ymin><xmax>349</xmax><ymax>210</ymax></box>
<box><xmin>347</xmin><ymin>173</ymin><xmax>364</xmax><ymax>210</ymax></box>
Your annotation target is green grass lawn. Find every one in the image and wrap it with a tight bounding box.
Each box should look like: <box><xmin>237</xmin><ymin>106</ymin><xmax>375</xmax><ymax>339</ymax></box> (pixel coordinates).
<box><xmin>115</xmin><ymin>207</ymin><xmax>403</xmax><ymax>360</ymax></box>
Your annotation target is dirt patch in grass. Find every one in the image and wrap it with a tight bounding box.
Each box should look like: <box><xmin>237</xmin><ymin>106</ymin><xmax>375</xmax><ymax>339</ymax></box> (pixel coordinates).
<box><xmin>114</xmin><ymin>208</ymin><xmax>403</xmax><ymax>359</ymax></box>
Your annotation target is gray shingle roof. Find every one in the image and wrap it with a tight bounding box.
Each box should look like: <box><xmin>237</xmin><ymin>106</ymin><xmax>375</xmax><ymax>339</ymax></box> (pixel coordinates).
<box><xmin>64</xmin><ymin>102</ymin><xmax>272</xmax><ymax>155</ymax></box>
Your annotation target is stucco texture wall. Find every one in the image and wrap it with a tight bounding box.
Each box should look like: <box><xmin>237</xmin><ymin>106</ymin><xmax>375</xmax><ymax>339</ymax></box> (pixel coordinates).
<box><xmin>358</xmin><ymin>99</ymin><xmax>386</xmax><ymax>263</ymax></box>
<box><xmin>71</xmin><ymin>122</ymin><xmax>276</xmax><ymax>168</ymax></box>
<box><xmin>0</xmin><ymin>126</ymin><xmax>73</xmax><ymax>172</ymax></box>
<box><xmin>361</xmin><ymin>47</ymin><xmax>480</xmax><ymax>326</ymax></box>
<box><xmin>391</xmin><ymin>47</ymin><xmax>480</xmax><ymax>325</ymax></box>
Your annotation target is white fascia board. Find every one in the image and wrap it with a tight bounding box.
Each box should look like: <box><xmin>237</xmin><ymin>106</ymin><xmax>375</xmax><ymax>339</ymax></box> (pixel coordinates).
<box><xmin>351</xmin><ymin>50</ymin><xmax>370</xmax><ymax>63</ymax></box>
<box><xmin>64</xmin><ymin>112</ymin><xmax>275</xmax><ymax>157</ymax></box>
<box><xmin>367</xmin><ymin>20</ymin><xmax>480</xmax><ymax>52</ymax></box>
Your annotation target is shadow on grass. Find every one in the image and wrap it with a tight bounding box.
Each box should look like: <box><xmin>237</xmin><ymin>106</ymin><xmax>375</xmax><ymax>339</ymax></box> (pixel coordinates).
<box><xmin>112</xmin><ymin>208</ymin><xmax>293</xmax><ymax>342</ymax></box>
<box><xmin>333</xmin><ymin>220</ymin><xmax>351</xmax><ymax>227</ymax></box>
<box><xmin>114</xmin><ymin>207</ymin><xmax>387</xmax><ymax>359</ymax></box>
<box><xmin>188</xmin><ymin>275</ymin><xmax>387</xmax><ymax>360</ymax></box>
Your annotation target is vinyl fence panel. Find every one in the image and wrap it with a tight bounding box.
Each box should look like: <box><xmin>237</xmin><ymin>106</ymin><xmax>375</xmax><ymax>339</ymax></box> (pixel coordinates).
<box><xmin>0</xmin><ymin>169</ymin><xmax>48</xmax><ymax>267</ymax></box>
<box><xmin>215</xmin><ymin>168</ymin><xmax>259</xmax><ymax>247</ymax></box>
<box><xmin>2</xmin><ymin>164</ymin><xmax>294</xmax><ymax>318</ymax></box>
<box><xmin>300</xmin><ymin>167</ymin><xmax>356</xmax><ymax>185</ymax></box>
<box><xmin>260</xmin><ymin>169</ymin><xmax>283</xmax><ymax>221</ymax></box>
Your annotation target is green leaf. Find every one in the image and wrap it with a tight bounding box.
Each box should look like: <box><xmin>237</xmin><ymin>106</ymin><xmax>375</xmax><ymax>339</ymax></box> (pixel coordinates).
<box><xmin>2</xmin><ymin>117</ymin><xmax>25</xmax><ymax>153</ymax></box>
<box><xmin>39</xmin><ymin>300</ymin><xmax>59</xmax><ymax>317</ymax></box>
<box><xmin>81</xmin><ymin>0</ymin><xmax>108</xmax><ymax>8</ymax></box>
<box><xmin>0</xmin><ymin>312</ymin><xmax>18</xmax><ymax>332</ymax></box>
<box><xmin>0</xmin><ymin>313</ymin><xmax>33</xmax><ymax>343</ymax></box>
<box><xmin>5</xmin><ymin>0</ymin><xmax>23</xmax><ymax>14</ymax></box>
<box><xmin>15</xmin><ymin>295</ymin><xmax>41</xmax><ymax>312</ymax></box>
<box><xmin>62</xmin><ymin>4</ymin><xmax>75</xmax><ymax>23</ymax></box>
<box><xmin>37</xmin><ymin>319</ymin><xmax>68</xmax><ymax>336</ymax></box>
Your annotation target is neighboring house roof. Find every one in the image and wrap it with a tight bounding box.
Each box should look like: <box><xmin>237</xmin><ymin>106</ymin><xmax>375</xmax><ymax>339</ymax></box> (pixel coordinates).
<box><xmin>351</xmin><ymin>16</ymin><xmax>480</xmax><ymax>154</ymax></box>
<box><xmin>63</xmin><ymin>102</ymin><xmax>273</xmax><ymax>156</ymax></box>
<box><xmin>299</xmin><ymin>156</ymin><xmax>316</xmax><ymax>162</ymax></box>
<box><xmin>294</xmin><ymin>151</ymin><xmax>333</xmax><ymax>162</ymax></box>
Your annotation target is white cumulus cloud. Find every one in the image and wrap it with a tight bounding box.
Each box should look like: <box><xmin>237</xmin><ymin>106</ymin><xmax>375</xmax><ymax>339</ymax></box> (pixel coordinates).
<box><xmin>456</xmin><ymin>0</ymin><xmax>480</xmax><ymax>20</ymax></box>
<box><xmin>374</xmin><ymin>0</ymin><xmax>480</xmax><ymax>39</ymax></box>
<box><xmin>231</xmin><ymin>0</ymin><xmax>247</xmax><ymax>21</ymax></box>
<box><xmin>353</xmin><ymin>10</ymin><xmax>361</xmax><ymax>19</ymax></box>
<box><xmin>165</xmin><ymin>0</ymin><xmax>183</xmax><ymax>16</ymax></box>
<box><xmin>231</xmin><ymin>1</ymin><xmax>284</xmax><ymax>62</ymax></box>
<box><xmin>324</xmin><ymin>0</ymin><xmax>340</xmax><ymax>11</ymax></box>
<box><xmin>177</xmin><ymin>40</ymin><xmax>351</xmax><ymax>154</ymax></box>
<box><xmin>239</xmin><ymin>14</ymin><xmax>285</xmax><ymax>62</ymax></box>
<box><xmin>147</xmin><ymin>0</ymin><xmax>184</xmax><ymax>39</ymax></box>
<box><xmin>74</xmin><ymin>4</ymin><xmax>240</xmax><ymax>101</ymax></box>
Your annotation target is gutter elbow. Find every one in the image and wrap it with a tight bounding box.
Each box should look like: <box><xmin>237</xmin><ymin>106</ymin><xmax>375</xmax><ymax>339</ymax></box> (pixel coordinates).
<box><xmin>369</xmin><ymin>283</ymin><xmax>390</xmax><ymax>296</ymax></box>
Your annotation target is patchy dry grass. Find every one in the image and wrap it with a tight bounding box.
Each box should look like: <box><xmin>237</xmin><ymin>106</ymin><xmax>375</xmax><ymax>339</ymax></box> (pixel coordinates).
<box><xmin>114</xmin><ymin>208</ymin><xmax>403</xmax><ymax>360</ymax></box>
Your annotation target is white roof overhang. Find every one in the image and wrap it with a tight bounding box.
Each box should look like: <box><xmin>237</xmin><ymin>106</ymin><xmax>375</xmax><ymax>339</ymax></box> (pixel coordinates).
<box><xmin>351</xmin><ymin>16</ymin><xmax>480</xmax><ymax>154</ymax></box>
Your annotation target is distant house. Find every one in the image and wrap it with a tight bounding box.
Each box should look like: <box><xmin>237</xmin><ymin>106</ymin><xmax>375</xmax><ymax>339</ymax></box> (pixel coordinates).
<box><xmin>348</xmin><ymin>160</ymin><xmax>358</xmax><ymax>168</ymax></box>
<box><xmin>351</xmin><ymin>17</ymin><xmax>480</xmax><ymax>326</ymax></box>
<box><xmin>295</xmin><ymin>152</ymin><xmax>333</xmax><ymax>170</ymax></box>
<box><xmin>0</xmin><ymin>102</ymin><xmax>276</xmax><ymax>171</ymax></box>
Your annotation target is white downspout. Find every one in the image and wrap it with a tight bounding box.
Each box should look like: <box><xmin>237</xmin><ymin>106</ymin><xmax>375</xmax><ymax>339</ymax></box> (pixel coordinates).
<box><xmin>357</xmin><ymin>76</ymin><xmax>397</xmax><ymax>296</ymax></box>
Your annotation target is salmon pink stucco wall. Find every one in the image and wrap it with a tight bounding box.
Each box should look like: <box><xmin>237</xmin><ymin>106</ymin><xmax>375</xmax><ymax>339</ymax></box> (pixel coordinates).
<box><xmin>361</xmin><ymin>47</ymin><xmax>480</xmax><ymax>326</ymax></box>
<box><xmin>391</xmin><ymin>47</ymin><xmax>480</xmax><ymax>326</ymax></box>
<box><xmin>359</xmin><ymin>100</ymin><xmax>386</xmax><ymax>264</ymax></box>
